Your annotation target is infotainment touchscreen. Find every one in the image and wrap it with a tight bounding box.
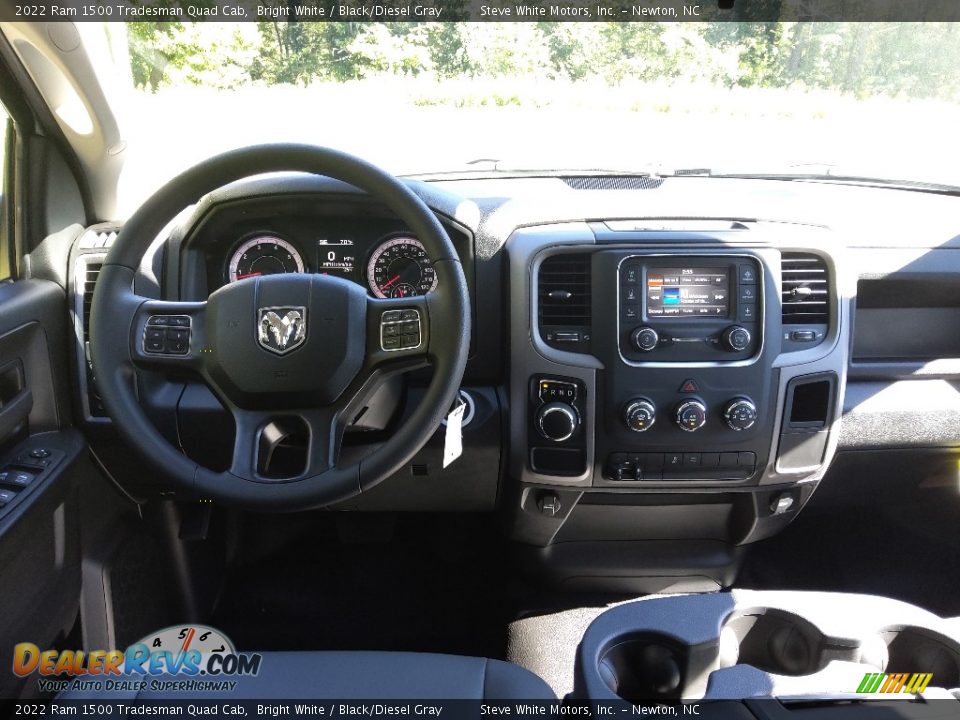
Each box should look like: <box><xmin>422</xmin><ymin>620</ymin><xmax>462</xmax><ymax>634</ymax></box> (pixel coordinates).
<box><xmin>646</xmin><ymin>267</ymin><xmax>729</xmax><ymax>318</ymax></box>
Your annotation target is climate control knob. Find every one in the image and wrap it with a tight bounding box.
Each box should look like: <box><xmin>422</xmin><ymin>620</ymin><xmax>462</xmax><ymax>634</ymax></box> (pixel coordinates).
<box><xmin>723</xmin><ymin>397</ymin><xmax>758</xmax><ymax>431</ymax></box>
<box><xmin>631</xmin><ymin>326</ymin><xmax>660</xmax><ymax>352</ymax></box>
<box><xmin>624</xmin><ymin>399</ymin><xmax>657</xmax><ymax>433</ymax></box>
<box><xmin>536</xmin><ymin>402</ymin><xmax>579</xmax><ymax>442</ymax></box>
<box><xmin>721</xmin><ymin>325</ymin><xmax>752</xmax><ymax>352</ymax></box>
<box><xmin>675</xmin><ymin>400</ymin><xmax>707</xmax><ymax>432</ymax></box>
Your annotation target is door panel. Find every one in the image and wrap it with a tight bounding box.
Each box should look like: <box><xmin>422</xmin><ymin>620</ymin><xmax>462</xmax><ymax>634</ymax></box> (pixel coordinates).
<box><xmin>0</xmin><ymin>277</ymin><xmax>85</xmax><ymax>698</ymax></box>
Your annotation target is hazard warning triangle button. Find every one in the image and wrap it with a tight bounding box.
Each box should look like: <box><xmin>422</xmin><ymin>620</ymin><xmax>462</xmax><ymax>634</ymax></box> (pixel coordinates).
<box><xmin>679</xmin><ymin>379</ymin><xmax>700</xmax><ymax>393</ymax></box>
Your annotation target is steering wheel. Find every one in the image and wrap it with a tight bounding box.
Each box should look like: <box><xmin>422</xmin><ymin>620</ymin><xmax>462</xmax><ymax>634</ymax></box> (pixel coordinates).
<box><xmin>90</xmin><ymin>145</ymin><xmax>470</xmax><ymax>511</ymax></box>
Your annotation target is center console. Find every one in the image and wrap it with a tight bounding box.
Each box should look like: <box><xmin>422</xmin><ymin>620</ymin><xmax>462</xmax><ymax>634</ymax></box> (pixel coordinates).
<box><xmin>506</xmin><ymin>222</ymin><xmax>847</xmax><ymax>590</ymax></box>
<box><xmin>577</xmin><ymin>591</ymin><xmax>960</xmax><ymax>713</ymax></box>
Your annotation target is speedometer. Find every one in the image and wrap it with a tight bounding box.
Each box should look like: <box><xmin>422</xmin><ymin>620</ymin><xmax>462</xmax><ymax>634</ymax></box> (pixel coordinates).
<box><xmin>367</xmin><ymin>236</ymin><xmax>438</xmax><ymax>298</ymax></box>
<box><xmin>227</xmin><ymin>235</ymin><xmax>304</xmax><ymax>283</ymax></box>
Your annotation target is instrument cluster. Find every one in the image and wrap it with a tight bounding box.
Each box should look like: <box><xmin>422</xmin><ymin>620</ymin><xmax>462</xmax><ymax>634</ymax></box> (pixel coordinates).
<box><xmin>224</xmin><ymin>231</ymin><xmax>438</xmax><ymax>298</ymax></box>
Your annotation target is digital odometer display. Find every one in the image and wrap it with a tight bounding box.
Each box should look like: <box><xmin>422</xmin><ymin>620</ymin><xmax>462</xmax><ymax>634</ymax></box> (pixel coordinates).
<box><xmin>646</xmin><ymin>268</ymin><xmax>729</xmax><ymax>318</ymax></box>
<box><xmin>317</xmin><ymin>238</ymin><xmax>357</xmax><ymax>280</ymax></box>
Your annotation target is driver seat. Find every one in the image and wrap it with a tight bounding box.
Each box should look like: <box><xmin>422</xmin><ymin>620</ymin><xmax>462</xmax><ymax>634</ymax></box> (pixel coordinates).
<box><xmin>57</xmin><ymin>651</ymin><xmax>555</xmax><ymax>700</ymax></box>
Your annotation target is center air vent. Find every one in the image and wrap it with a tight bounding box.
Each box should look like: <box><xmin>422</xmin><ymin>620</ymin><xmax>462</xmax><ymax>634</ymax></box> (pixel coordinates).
<box><xmin>781</xmin><ymin>252</ymin><xmax>829</xmax><ymax>325</ymax></box>
<box><xmin>538</xmin><ymin>253</ymin><xmax>591</xmax><ymax>350</ymax></box>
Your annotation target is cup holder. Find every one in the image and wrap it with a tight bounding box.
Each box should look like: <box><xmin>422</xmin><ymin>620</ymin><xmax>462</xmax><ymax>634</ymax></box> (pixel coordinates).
<box><xmin>721</xmin><ymin>609</ymin><xmax>828</xmax><ymax>677</ymax></box>
<box><xmin>598</xmin><ymin>634</ymin><xmax>686</xmax><ymax>702</ymax></box>
<box><xmin>880</xmin><ymin>626</ymin><xmax>960</xmax><ymax>689</ymax></box>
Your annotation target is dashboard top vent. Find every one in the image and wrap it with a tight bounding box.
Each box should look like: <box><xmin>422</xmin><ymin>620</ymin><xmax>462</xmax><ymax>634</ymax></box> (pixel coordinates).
<box><xmin>538</xmin><ymin>253</ymin><xmax>592</xmax><ymax>332</ymax></box>
<box><xmin>563</xmin><ymin>176</ymin><xmax>663</xmax><ymax>191</ymax></box>
<box><xmin>781</xmin><ymin>252</ymin><xmax>829</xmax><ymax>325</ymax></box>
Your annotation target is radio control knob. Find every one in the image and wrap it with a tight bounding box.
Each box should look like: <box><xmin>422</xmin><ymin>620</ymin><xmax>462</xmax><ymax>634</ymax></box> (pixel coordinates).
<box><xmin>721</xmin><ymin>325</ymin><xmax>751</xmax><ymax>352</ymax></box>
<box><xmin>536</xmin><ymin>402</ymin><xmax>579</xmax><ymax>442</ymax></box>
<box><xmin>723</xmin><ymin>397</ymin><xmax>758</xmax><ymax>431</ymax></box>
<box><xmin>631</xmin><ymin>326</ymin><xmax>660</xmax><ymax>352</ymax></box>
<box><xmin>675</xmin><ymin>400</ymin><xmax>707</xmax><ymax>432</ymax></box>
<box><xmin>624</xmin><ymin>399</ymin><xmax>657</xmax><ymax>433</ymax></box>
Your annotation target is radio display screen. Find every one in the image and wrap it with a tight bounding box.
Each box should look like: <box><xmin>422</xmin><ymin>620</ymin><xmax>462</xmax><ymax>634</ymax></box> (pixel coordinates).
<box><xmin>646</xmin><ymin>267</ymin><xmax>730</xmax><ymax>318</ymax></box>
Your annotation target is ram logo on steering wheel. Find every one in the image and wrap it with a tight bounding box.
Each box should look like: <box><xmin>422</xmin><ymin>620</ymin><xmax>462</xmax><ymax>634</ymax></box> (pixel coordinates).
<box><xmin>257</xmin><ymin>306</ymin><xmax>307</xmax><ymax>355</ymax></box>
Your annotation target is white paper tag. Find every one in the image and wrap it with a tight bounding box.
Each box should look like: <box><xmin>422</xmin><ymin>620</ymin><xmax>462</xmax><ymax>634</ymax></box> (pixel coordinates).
<box><xmin>443</xmin><ymin>401</ymin><xmax>466</xmax><ymax>469</ymax></box>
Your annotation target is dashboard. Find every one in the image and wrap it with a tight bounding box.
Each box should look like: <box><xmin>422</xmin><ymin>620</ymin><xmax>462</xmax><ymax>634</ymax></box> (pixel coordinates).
<box><xmin>65</xmin><ymin>169</ymin><xmax>960</xmax><ymax>591</ymax></box>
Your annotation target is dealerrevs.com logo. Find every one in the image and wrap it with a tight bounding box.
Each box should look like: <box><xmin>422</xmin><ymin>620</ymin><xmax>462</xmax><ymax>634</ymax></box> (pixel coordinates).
<box><xmin>12</xmin><ymin>625</ymin><xmax>262</xmax><ymax>694</ymax></box>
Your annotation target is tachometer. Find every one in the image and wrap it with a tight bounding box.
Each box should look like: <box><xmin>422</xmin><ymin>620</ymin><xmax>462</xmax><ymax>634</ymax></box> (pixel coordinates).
<box><xmin>227</xmin><ymin>235</ymin><xmax>304</xmax><ymax>283</ymax></box>
<box><xmin>367</xmin><ymin>236</ymin><xmax>438</xmax><ymax>298</ymax></box>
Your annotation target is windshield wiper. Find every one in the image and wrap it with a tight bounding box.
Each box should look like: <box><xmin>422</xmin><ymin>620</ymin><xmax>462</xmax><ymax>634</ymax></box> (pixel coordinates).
<box><xmin>662</xmin><ymin>169</ymin><xmax>960</xmax><ymax>196</ymax></box>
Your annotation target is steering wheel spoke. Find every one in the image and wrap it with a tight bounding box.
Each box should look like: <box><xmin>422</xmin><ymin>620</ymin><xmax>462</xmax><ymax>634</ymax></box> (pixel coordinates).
<box><xmin>226</xmin><ymin>406</ymin><xmax>345</xmax><ymax>483</ymax></box>
<box><xmin>130</xmin><ymin>299</ymin><xmax>207</xmax><ymax>371</ymax></box>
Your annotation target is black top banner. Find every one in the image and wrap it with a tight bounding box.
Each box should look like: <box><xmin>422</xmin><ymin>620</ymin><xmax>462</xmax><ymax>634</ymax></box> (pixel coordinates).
<box><xmin>4</xmin><ymin>0</ymin><xmax>960</xmax><ymax>23</ymax></box>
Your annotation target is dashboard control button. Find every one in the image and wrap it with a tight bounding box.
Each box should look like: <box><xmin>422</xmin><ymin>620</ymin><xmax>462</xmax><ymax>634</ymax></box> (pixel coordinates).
<box><xmin>554</xmin><ymin>331</ymin><xmax>581</xmax><ymax>342</ymax></box>
<box><xmin>739</xmin><ymin>451</ymin><xmax>757</xmax><ymax>467</ymax></box>
<box><xmin>624</xmin><ymin>399</ymin><xmax>656</xmax><ymax>433</ymax></box>
<box><xmin>625</xmin><ymin>266</ymin><xmax>639</xmax><ymax>283</ymax></box>
<box><xmin>665</xmin><ymin>452</ymin><xmax>683</xmax><ymax>467</ymax></box>
<box><xmin>701</xmin><ymin>452</ymin><xmax>720</xmax><ymax>468</ymax></box>
<box><xmin>631</xmin><ymin>326</ymin><xmax>659</xmax><ymax>352</ymax></box>
<box><xmin>719</xmin><ymin>452</ymin><xmax>740</xmax><ymax>468</ymax></box>
<box><xmin>739</xmin><ymin>303</ymin><xmax>757</xmax><ymax>322</ymax></box>
<box><xmin>724</xmin><ymin>398</ymin><xmax>758</xmax><ymax>431</ymax></box>
<box><xmin>685</xmin><ymin>452</ymin><xmax>702</xmax><ymax>466</ymax></box>
<box><xmin>739</xmin><ymin>286</ymin><xmax>758</xmax><ymax>302</ymax></box>
<box><xmin>678</xmin><ymin>379</ymin><xmax>700</xmax><ymax>393</ymax></box>
<box><xmin>675</xmin><ymin>400</ymin><xmax>707</xmax><ymax>432</ymax></box>
<box><xmin>721</xmin><ymin>325</ymin><xmax>751</xmax><ymax>352</ymax></box>
<box><xmin>790</xmin><ymin>330</ymin><xmax>817</xmax><ymax>341</ymax></box>
<box><xmin>739</xmin><ymin>264</ymin><xmax>757</xmax><ymax>284</ymax></box>
<box><xmin>536</xmin><ymin>402</ymin><xmax>579</xmax><ymax>443</ymax></box>
<box><xmin>624</xmin><ymin>305</ymin><xmax>639</xmax><ymax>320</ymax></box>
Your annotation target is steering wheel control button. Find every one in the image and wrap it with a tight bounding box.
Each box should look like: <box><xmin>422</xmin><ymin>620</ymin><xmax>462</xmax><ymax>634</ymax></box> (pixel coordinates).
<box><xmin>380</xmin><ymin>309</ymin><xmax>421</xmax><ymax>352</ymax></box>
<box><xmin>724</xmin><ymin>397</ymin><xmax>759</xmax><ymax>431</ymax></box>
<box><xmin>631</xmin><ymin>326</ymin><xmax>660</xmax><ymax>352</ymax></box>
<box><xmin>536</xmin><ymin>402</ymin><xmax>580</xmax><ymax>442</ymax></box>
<box><xmin>144</xmin><ymin>316</ymin><xmax>192</xmax><ymax>355</ymax></box>
<box><xmin>675</xmin><ymin>400</ymin><xmax>708</xmax><ymax>431</ymax></box>
<box><xmin>624</xmin><ymin>399</ymin><xmax>657</xmax><ymax>432</ymax></box>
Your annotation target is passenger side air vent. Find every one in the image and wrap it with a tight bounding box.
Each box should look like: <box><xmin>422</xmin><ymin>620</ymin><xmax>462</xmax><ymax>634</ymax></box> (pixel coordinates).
<box><xmin>538</xmin><ymin>253</ymin><xmax>592</xmax><ymax>350</ymax></box>
<box><xmin>781</xmin><ymin>253</ymin><xmax>829</xmax><ymax>324</ymax></box>
<box><xmin>781</xmin><ymin>252</ymin><xmax>830</xmax><ymax>351</ymax></box>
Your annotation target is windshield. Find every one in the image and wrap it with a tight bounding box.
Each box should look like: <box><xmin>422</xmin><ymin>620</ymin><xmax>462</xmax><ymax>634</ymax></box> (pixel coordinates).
<box><xmin>108</xmin><ymin>21</ymin><xmax>960</xmax><ymax>207</ymax></box>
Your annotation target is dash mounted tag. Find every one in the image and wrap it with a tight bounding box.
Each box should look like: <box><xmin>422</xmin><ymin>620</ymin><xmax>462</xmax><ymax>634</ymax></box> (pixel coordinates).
<box><xmin>443</xmin><ymin>400</ymin><xmax>466</xmax><ymax>468</ymax></box>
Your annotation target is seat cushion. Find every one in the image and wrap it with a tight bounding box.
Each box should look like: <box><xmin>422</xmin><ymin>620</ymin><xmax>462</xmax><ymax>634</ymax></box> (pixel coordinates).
<box><xmin>58</xmin><ymin>651</ymin><xmax>555</xmax><ymax>700</ymax></box>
